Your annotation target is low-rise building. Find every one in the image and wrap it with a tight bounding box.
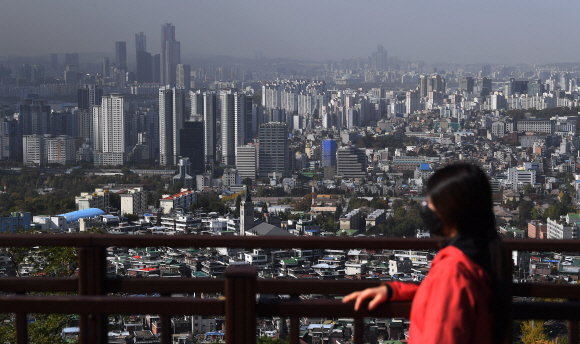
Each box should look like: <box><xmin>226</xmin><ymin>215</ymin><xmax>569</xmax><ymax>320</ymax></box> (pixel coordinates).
<box><xmin>120</xmin><ymin>187</ymin><xmax>148</xmax><ymax>216</ymax></box>
<box><xmin>75</xmin><ymin>188</ymin><xmax>110</xmax><ymax>211</ymax></box>
<box><xmin>365</xmin><ymin>209</ymin><xmax>386</xmax><ymax>229</ymax></box>
<box><xmin>547</xmin><ymin>217</ymin><xmax>578</xmax><ymax>239</ymax></box>
<box><xmin>340</xmin><ymin>209</ymin><xmax>362</xmax><ymax>230</ymax></box>
<box><xmin>159</xmin><ymin>190</ymin><xmax>197</xmax><ymax>214</ymax></box>
<box><xmin>0</xmin><ymin>212</ymin><xmax>31</xmax><ymax>232</ymax></box>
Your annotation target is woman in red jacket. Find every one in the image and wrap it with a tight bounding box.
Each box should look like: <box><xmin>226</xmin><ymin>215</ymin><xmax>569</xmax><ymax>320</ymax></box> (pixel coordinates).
<box><xmin>343</xmin><ymin>164</ymin><xmax>510</xmax><ymax>343</ymax></box>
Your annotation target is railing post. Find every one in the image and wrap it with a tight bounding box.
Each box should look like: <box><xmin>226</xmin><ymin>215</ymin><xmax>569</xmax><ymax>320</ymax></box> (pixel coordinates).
<box><xmin>160</xmin><ymin>293</ymin><xmax>172</xmax><ymax>344</ymax></box>
<box><xmin>16</xmin><ymin>292</ymin><xmax>27</xmax><ymax>344</ymax></box>
<box><xmin>78</xmin><ymin>244</ymin><xmax>107</xmax><ymax>344</ymax></box>
<box><xmin>569</xmin><ymin>298</ymin><xmax>579</xmax><ymax>344</ymax></box>
<box><xmin>225</xmin><ymin>266</ymin><xmax>257</xmax><ymax>344</ymax></box>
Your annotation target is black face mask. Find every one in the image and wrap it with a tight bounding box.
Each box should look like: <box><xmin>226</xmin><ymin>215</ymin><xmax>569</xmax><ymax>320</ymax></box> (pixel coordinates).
<box><xmin>420</xmin><ymin>201</ymin><xmax>443</xmax><ymax>235</ymax></box>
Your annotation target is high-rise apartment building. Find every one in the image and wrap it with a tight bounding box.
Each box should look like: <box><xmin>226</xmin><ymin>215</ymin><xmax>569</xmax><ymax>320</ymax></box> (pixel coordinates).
<box><xmin>258</xmin><ymin>122</ymin><xmax>288</xmax><ymax>177</ymax></box>
<box><xmin>45</xmin><ymin>135</ymin><xmax>76</xmax><ymax>165</ymax></box>
<box><xmin>92</xmin><ymin>94</ymin><xmax>125</xmax><ymax>165</ymax></box>
<box><xmin>115</xmin><ymin>42</ymin><xmax>127</xmax><ymax>70</ymax></box>
<box><xmin>78</xmin><ymin>85</ymin><xmax>103</xmax><ymax>142</ymax></box>
<box><xmin>19</xmin><ymin>99</ymin><xmax>50</xmax><ymax>136</ymax></box>
<box><xmin>159</xmin><ymin>87</ymin><xmax>185</xmax><ymax>166</ymax></box>
<box><xmin>204</xmin><ymin>92</ymin><xmax>218</xmax><ymax>165</ymax></box>
<box><xmin>176</xmin><ymin>64</ymin><xmax>190</xmax><ymax>91</ymax></box>
<box><xmin>23</xmin><ymin>134</ymin><xmax>44</xmax><ymax>165</ymax></box>
<box><xmin>161</xmin><ymin>23</ymin><xmax>180</xmax><ymax>85</ymax></box>
<box><xmin>220</xmin><ymin>91</ymin><xmax>235</xmax><ymax>166</ymax></box>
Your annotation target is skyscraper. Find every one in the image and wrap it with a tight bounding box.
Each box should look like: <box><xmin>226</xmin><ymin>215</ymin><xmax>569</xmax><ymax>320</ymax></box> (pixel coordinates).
<box><xmin>78</xmin><ymin>85</ymin><xmax>103</xmax><ymax>141</ymax></box>
<box><xmin>93</xmin><ymin>94</ymin><xmax>125</xmax><ymax>165</ymax></box>
<box><xmin>220</xmin><ymin>91</ymin><xmax>235</xmax><ymax>166</ymax></box>
<box><xmin>371</xmin><ymin>45</ymin><xmax>388</xmax><ymax>71</ymax></box>
<box><xmin>322</xmin><ymin>139</ymin><xmax>337</xmax><ymax>168</ymax></box>
<box><xmin>258</xmin><ymin>122</ymin><xmax>288</xmax><ymax>177</ymax></box>
<box><xmin>135</xmin><ymin>32</ymin><xmax>147</xmax><ymax>55</ymax></box>
<box><xmin>135</xmin><ymin>32</ymin><xmax>152</xmax><ymax>83</ymax></box>
<box><xmin>19</xmin><ymin>99</ymin><xmax>50</xmax><ymax>136</ymax></box>
<box><xmin>235</xmin><ymin>93</ymin><xmax>253</xmax><ymax>153</ymax></box>
<box><xmin>115</xmin><ymin>42</ymin><xmax>127</xmax><ymax>70</ymax></box>
<box><xmin>176</xmin><ymin>64</ymin><xmax>190</xmax><ymax>91</ymax></box>
<box><xmin>180</xmin><ymin>120</ymin><xmax>204</xmax><ymax>175</ymax></box>
<box><xmin>159</xmin><ymin>87</ymin><xmax>185</xmax><ymax>166</ymax></box>
<box><xmin>102</xmin><ymin>57</ymin><xmax>110</xmax><ymax>78</ymax></box>
<box><xmin>161</xmin><ymin>23</ymin><xmax>180</xmax><ymax>85</ymax></box>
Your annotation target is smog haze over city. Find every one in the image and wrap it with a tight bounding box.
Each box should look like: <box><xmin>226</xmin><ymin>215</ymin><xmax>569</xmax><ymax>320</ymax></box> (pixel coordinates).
<box><xmin>1</xmin><ymin>0</ymin><xmax>580</xmax><ymax>343</ymax></box>
<box><xmin>2</xmin><ymin>0</ymin><xmax>580</xmax><ymax>65</ymax></box>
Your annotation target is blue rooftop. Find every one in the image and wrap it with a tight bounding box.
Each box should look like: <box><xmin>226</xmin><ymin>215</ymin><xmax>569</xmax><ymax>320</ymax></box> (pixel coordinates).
<box><xmin>58</xmin><ymin>208</ymin><xmax>106</xmax><ymax>223</ymax></box>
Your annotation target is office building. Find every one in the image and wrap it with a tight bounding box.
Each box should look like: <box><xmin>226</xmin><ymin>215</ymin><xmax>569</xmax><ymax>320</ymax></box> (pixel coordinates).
<box><xmin>161</xmin><ymin>23</ymin><xmax>180</xmax><ymax>85</ymax></box>
<box><xmin>322</xmin><ymin>139</ymin><xmax>337</xmax><ymax>168</ymax></box>
<box><xmin>235</xmin><ymin>93</ymin><xmax>253</xmax><ymax>153</ymax></box>
<box><xmin>236</xmin><ymin>145</ymin><xmax>257</xmax><ymax>182</ymax></box>
<box><xmin>258</xmin><ymin>122</ymin><xmax>288</xmax><ymax>177</ymax></box>
<box><xmin>115</xmin><ymin>41</ymin><xmax>127</xmax><ymax>70</ymax></box>
<box><xmin>0</xmin><ymin>212</ymin><xmax>31</xmax><ymax>233</ymax></box>
<box><xmin>336</xmin><ymin>145</ymin><xmax>366</xmax><ymax>179</ymax></box>
<box><xmin>93</xmin><ymin>94</ymin><xmax>125</xmax><ymax>165</ymax></box>
<box><xmin>517</xmin><ymin>118</ymin><xmax>554</xmax><ymax>134</ymax></box>
<box><xmin>179</xmin><ymin>120</ymin><xmax>204</xmax><ymax>175</ymax></box>
<box><xmin>159</xmin><ymin>87</ymin><xmax>185</xmax><ymax>166</ymax></box>
<box><xmin>477</xmin><ymin>77</ymin><xmax>492</xmax><ymax>96</ymax></box>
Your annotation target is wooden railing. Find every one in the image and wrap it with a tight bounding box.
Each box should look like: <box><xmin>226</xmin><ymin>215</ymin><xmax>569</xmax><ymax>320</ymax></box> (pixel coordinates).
<box><xmin>0</xmin><ymin>234</ymin><xmax>578</xmax><ymax>344</ymax></box>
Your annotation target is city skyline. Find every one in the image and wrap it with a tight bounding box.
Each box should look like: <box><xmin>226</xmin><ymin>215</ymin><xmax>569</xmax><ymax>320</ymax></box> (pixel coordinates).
<box><xmin>3</xmin><ymin>0</ymin><xmax>580</xmax><ymax>65</ymax></box>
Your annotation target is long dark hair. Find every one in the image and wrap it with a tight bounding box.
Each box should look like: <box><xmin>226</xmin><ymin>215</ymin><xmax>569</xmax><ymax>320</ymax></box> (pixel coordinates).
<box><xmin>427</xmin><ymin>163</ymin><xmax>510</xmax><ymax>341</ymax></box>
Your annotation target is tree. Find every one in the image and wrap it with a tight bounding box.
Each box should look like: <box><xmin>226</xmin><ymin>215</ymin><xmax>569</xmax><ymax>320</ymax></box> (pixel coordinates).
<box><xmin>257</xmin><ymin>336</ymin><xmax>289</xmax><ymax>344</ymax></box>
<box><xmin>520</xmin><ymin>320</ymin><xmax>548</xmax><ymax>344</ymax></box>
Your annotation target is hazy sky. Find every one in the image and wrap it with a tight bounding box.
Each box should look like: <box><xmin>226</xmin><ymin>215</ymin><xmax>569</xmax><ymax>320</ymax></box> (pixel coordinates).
<box><xmin>2</xmin><ymin>0</ymin><xmax>579</xmax><ymax>65</ymax></box>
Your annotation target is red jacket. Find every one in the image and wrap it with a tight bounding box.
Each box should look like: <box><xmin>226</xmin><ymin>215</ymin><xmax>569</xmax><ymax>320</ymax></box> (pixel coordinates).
<box><xmin>388</xmin><ymin>245</ymin><xmax>493</xmax><ymax>344</ymax></box>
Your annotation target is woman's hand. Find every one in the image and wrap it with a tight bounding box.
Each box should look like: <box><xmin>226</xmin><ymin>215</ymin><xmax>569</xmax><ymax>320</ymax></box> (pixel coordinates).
<box><xmin>342</xmin><ymin>284</ymin><xmax>389</xmax><ymax>311</ymax></box>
